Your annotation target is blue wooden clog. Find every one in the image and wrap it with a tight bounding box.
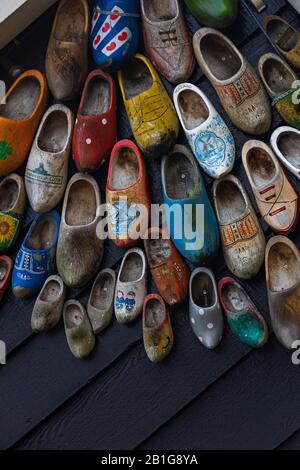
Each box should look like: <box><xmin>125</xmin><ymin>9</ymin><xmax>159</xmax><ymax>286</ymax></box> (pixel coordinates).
<box><xmin>90</xmin><ymin>0</ymin><xmax>140</xmax><ymax>71</ymax></box>
<box><xmin>12</xmin><ymin>210</ymin><xmax>60</xmax><ymax>299</ymax></box>
<box><xmin>161</xmin><ymin>144</ymin><xmax>220</xmax><ymax>265</ymax></box>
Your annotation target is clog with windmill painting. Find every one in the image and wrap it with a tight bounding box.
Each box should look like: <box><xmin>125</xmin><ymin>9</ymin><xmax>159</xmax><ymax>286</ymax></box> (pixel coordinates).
<box><xmin>73</xmin><ymin>70</ymin><xmax>117</xmax><ymax>172</ymax></box>
<box><xmin>242</xmin><ymin>140</ymin><xmax>299</xmax><ymax>235</ymax></box>
<box><xmin>118</xmin><ymin>54</ymin><xmax>179</xmax><ymax>159</ymax></box>
<box><xmin>0</xmin><ymin>256</ymin><xmax>13</xmax><ymax>301</ymax></box>
<box><xmin>91</xmin><ymin>0</ymin><xmax>140</xmax><ymax>71</ymax></box>
<box><xmin>106</xmin><ymin>140</ymin><xmax>151</xmax><ymax>247</ymax></box>
<box><xmin>0</xmin><ymin>173</ymin><xmax>26</xmax><ymax>253</ymax></box>
<box><xmin>174</xmin><ymin>82</ymin><xmax>235</xmax><ymax>178</ymax></box>
<box><xmin>0</xmin><ymin>70</ymin><xmax>48</xmax><ymax>176</ymax></box>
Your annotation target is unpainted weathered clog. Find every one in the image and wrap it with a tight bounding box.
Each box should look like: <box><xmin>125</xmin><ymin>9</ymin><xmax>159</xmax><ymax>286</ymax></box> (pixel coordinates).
<box><xmin>31</xmin><ymin>275</ymin><xmax>66</xmax><ymax>332</ymax></box>
<box><xmin>218</xmin><ymin>276</ymin><xmax>268</xmax><ymax>348</ymax></box>
<box><xmin>0</xmin><ymin>173</ymin><xmax>26</xmax><ymax>253</ymax></box>
<box><xmin>242</xmin><ymin>140</ymin><xmax>299</xmax><ymax>235</ymax></box>
<box><xmin>115</xmin><ymin>248</ymin><xmax>147</xmax><ymax>323</ymax></box>
<box><xmin>263</xmin><ymin>15</ymin><xmax>300</xmax><ymax>71</ymax></box>
<box><xmin>174</xmin><ymin>82</ymin><xmax>235</xmax><ymax>178</ymax></box>
<box><xmin>143</xmin><ymin>293</ymin><xmax>173</xmax><ymax>362</ymax></box>
<box><xmin>141</xmin><ymin>0</ymin><xmax>195</xmax><ymax>85</ymax></box>
<box><xmin>46</xmin><ymin>0</ymin><xmax>90</xmax><ymax>101</ymax></box>
<box><xmin>271</xmin><ymin>126</ymin><xmax>300</xmax><ymax>180</ymax></box>
<box><xmin>63</xmin><ymin>300</ymin><xmax>95</xmax><ymax>359</ymax></box>
<box><xmin>56</xmin><ymin>173</ymin><xmax>104</xmax><ymax>288</ymax></box>
<box><xmin>213</xmin><ymin>174</ymin><xmax>265</xmax><ymax>279</ymax></box>
<box><xmin>193</xmin><ymin>28</ymin><xmax>271</xmax><ymax>135</ymax></box>
<box><xmin>258</xmin><ymin>53</ymin><xmax>300</xmax><ymax>129</ymax></box>
<box><xmin>106</xmin><ymin>140</ymin><xmax>151</xmax><ymax>247</ymax></box>
<box><xmin>0</xmin><ymin>70</ymin><xmax>48</xmax><ymax>176</ymax></box>
<box><xmin>73</xmin><ymin>69</ymin><xmax>117</xmax><ymax>172</ymax></box>
<box><xmin>161</xmin><ymin>144</ymin><xmax>220</xmax><ymax>265</ymax></box>
<box><xmin>189</xmin><ymin>268</ymin><xmax>224</xmax><ymax>349</ymax></box>
<box><xmin>25</xmin><ymin>104</ymin><xmax>74</xmax><ymax>213</ymax></box>
<box><xmin>266</xmin><ymin>236</ymin><xmax>300</xmax><ymax>349</ymax></box>
<box><xmin>118</xmin><ymin>53</ymin><xmax>179</xmax><ymax>158</ymax></box>
<box><xmin>144</xmin><ymin>227</ymin><xmax>189</xmax><ymax>305</ymax></box>
<box><xmin>87</xmin><ymin>268</ymin><xmax>116</xmax><ymax>334</ymax></box>
<box><xmin>0</xmin><ymin>256</ymin><xmax>13</xmax><ymax>301</ymax></box>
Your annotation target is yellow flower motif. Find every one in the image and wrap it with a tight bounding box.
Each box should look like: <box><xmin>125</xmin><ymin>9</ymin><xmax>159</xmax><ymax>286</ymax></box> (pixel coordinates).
<box><xmin>0</xmin><ymin>214</ymin><xmax>17</xmax><ymax>249</ymax></box>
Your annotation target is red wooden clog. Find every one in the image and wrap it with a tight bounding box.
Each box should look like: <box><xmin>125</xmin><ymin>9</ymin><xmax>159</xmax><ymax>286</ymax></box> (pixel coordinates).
<box><xmin>0</xmin><ymin>256</ymin><xmax>13</xmax><ymax>301</ymax></box>
<box><xmin>73</xmin><ymin>70</ymin><xmax>117</xmax><ymax>172</ymax></box>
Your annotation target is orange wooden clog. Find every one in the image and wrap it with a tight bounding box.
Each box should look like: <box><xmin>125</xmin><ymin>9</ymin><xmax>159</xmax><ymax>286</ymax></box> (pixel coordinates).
<box><xmin>0</xmin><ymin>70</ymin><xmax>48</xmax><ymax>177</ymax></box>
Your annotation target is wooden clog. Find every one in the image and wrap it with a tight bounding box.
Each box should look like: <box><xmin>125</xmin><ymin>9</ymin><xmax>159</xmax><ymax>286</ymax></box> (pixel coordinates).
<box><xmin>141</xmin><ymin>0</ymin><xmax>195</xmax><ymax>85</ymax></box>
<box><xmin>46</xmin><ymin>0</ymin><xmax>90</xmax><ymax>101</ymax></box>
<box><xmin>258</xmin><ymin>53</ymin><xmax>300</xmax><ymax>129</ymax></box>
<box><xmin>25</xmin><ymin>104</ymin><xmax>74</xmax><ymax>213</ymax></box>
<box><xmin>87</xmin><ymin>268</ymin><xmax>116</xmax><ymax>334</ymax></box>
<box><xmin>161</xmin><ymin>144</ymin><xmax>219</xmax><ymax>265</ymax></box>
<box><xmin>266</xmin><ymin>236</ymin><xmax>300</xmax><ymax>349</ymax></box>
<box><xmin>90</xmin><ymin>0</ymin><xmax>140</xmax><ymax>71</ymax></box>
<box><xmin>0</xmin><ymin>173</ymin><xmax>26</xmax><ymax>253</ymax></box>
<box><xmin>0</xmin><ymin>256</ymin><xmax>13</xmax><ymax>301</ymax></box>
<box><xmin>144</xmin><ymin>227</ymin><xmax>189</xmax><ymax>305</ymax></box>
<box><xmin>143</xmin><ymin>294</ymin><xmax>173</xmax><ymax>362</ymax></box>
<box><xmin>63</xmin><ymin>300</ymin><xmax>95</xmax><ymax>359</ymax></box>
<box><xmin>31</xmin><ymin>275</ymin><xmax>66</xmax><ymax>332</ymax></box>
<box><xmin>193</xmin><ymin>28</ymin><xmax>271</xmax><ymax>135</ymax></box>
<box><xmin>118</xmin><ymin>53</ymin><xmax>179</xmax><ymax>158</ymax></box>
<box><xmin>12</xmin><ymin>210</ymin><xmax>60</xmax><ymax>299</ymax></box>
<box><xmin>0</xmin><ymin>70</ymin><xmax>48</xmax><ymax>176</ymax></box>
<box><xmin>213</xmin><ymin>174</ymin><xmax>265</xmax><ymax>279</ymax></box>
<box><xmin>242</xmin><ymin>140</ymin><xmax>299</xmax><ymax>235</ymax></box>
<box><xmin>185</xmin><ymin>0</ymin><xmax>238</xmax><ymax>29</ymax></box>
<box><xmin>57</xmin><ymin>173</ymin><xmax>104</xmax><ymax>288</ymax></box>
<box><xmin>173</xmin><ymin>82</ymin><xmax>235</xmax><ymax>178</ymax></box>
<box><xmin>115</xmin><ymin>248</ymin><xmax>147</xmax><ymax>323</ymax></box>
<box><xmin>189</xmin><ymin>268</ymin><xmax>224</xmax><ymax>349</ymax></box>
<box><xmin>271</xmin><ymin>126</ymin><xmax>300</xmax><ymax>180</ymax></box>
<box><xmin>106</xmin><ymin>139</ymin><xmax>151</xmax><ymax>247</ymax></box>
<box><xmin>73</xmin><ymin>70</ymin><xmax>117</xmax><ymax>172</ymax></box>
<box><xmin>218</xmin><ymin>277</ymin><xmax>268</xmax><ymax>348</ymax></box>
<box><xmin>263</xmin><ymin>15</ymin><xmax>300</xmax><ymax>70</ymax></box>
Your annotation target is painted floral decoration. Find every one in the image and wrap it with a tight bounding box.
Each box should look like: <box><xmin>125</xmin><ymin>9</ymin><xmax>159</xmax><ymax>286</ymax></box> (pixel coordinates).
<box><xmin>0</xmin><ymin>141</ymin><xmax>13</xmax><ymax>161</ymax></box>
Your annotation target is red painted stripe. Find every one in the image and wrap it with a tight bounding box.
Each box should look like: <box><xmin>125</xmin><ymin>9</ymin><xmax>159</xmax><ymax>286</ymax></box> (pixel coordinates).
<box><xmin>270</xmin><ymin>206</ymin><xmax>286</xmax><ymax>216</ymax></box>
<box><xmin>260</xmin><ymin>185</ymin><xmax>275</xmax><ymax>195</ymax></box>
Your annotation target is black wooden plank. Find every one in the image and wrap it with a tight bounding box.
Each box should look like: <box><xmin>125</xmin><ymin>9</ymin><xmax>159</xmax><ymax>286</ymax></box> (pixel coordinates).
<box><xmin>277</xmin><ymin>430</ymin><xmax>300</xmax><ymax>450</ymax></box>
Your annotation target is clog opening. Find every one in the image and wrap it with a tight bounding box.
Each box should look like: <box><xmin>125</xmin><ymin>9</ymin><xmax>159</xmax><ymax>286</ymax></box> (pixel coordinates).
<box><xmin>38</xmin><ymin>110</ymin><xmax>69</xmax><ymax>153</ymax></box>
<box><xmin>262</xmin><ymin>58</ymin><xmax>294</xmax><ymax>93</ymax></box>
<box><xmin>246</xmin><ymin>147</ymin><xmax>276</xmax><ymax>188</ymax></box>
<box><xmin>221</xmin><ymin>283</ymin><xmax>248</xmax><ymax>312</ymax></box>
<box><xmin>0</xmin><ymin>179</ymin><xmax>18</xmax><ymax>211</ymax></box>
<box><xmin>40</xmin><ymin>279</ymin><xmax>62</xmax><ymax>302</ymax></box>
<box><xmin>200</xmin><ymin>34</ymin><xmax>241</xmax><ymax>81</ymax></box>
<box><xmin>268</xmin><ymin>242</ymin><xmax>300</xmax><ymax>292</ymax></box>
<box><xmin>145</xmin><ymin>298</ymin><xmax>164</xmax><ymax>328</ymax></box>
<box><xmin>164</xmin><ymin>152</ymin><xmax>198</xmax><ymax>199</ymax></box>
<box><xmin>26</xmin><ymin>214</ymin><xmax>58</xmax><ymax>250</ymax></box>
<box><xmin>178</xmin><ymin>89</ymin><xmax>209</xmax><ymax>130</ymax></box>
<box><xmin>0</xmin><ymin>259</ymin><xmax>8</xmax><ymax>282</ymax></box>
<box><xmin>65</xmin><ymin>303</ymin><xmax>84</xmax><ymax>328</ymax></box>
<box><xmin>143</xmin><ymin>0</ymin><xmax>177</xmax><ymax>21</ymax></box>
<box><xmin>65</xmin><ymin>180</ymin><xmax>96</xmax><ymax>226</ymax></box>
<box><xmin>108</xmin><ymin>147</ymin><xmax>140</xmax><ymax>190</ymax></box>
<box><xmin>146</xmin><ymin>237</ymin><xmax>171</xmax><ymax>267</ymax></box>
<box><xmin>265</xmin><ymin>19</ymin><xmax>297</xmax><ymax>52</ymax></box>
<box><xmin>90</xmin><ymin>272</ymin><xmax>114</xmax><ymax>310</ymax></box>
<box><xmin>119</xmin><ymin>252</ymin><xmax>144</xmax><ymax>282</ymax></box>
<box><xmin>122</xmin><ymin>58</ymin><xmax>153</xmax><ymax>100</ymax></box>
<box><xmin>192</xmin><ymin>272</ymin><xmax>215</xmax><ymax>308</ymax></box>
<box><xmin>81</xmin><ymin>76</ymin><xmax>110</xmax><ymax>116</ymax></box>
<box><xmin>215</xmin><ymin>180</ymin><xmax>246</xmax><ymax>223</ymax></box>
<box><xmin>55</xmin><ymin>0</ymin><xmax>86</xmax><ymax>42</ymax></box>
<box><xmin>278</xmin><ymin>131</ymin><xmax>300</xmax><ymax>169</ymax></box>
<box><xmin>0</xmin><ymin>77</ymin><xmax>41</xmax><ymax>120</ymax></box>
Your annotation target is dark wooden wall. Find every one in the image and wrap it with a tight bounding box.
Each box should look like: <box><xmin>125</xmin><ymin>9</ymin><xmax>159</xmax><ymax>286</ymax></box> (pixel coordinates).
<box><xmin>0</xmin><ymin>0</ymin><xmax>300</xmax><ymax>450</ymax></box>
